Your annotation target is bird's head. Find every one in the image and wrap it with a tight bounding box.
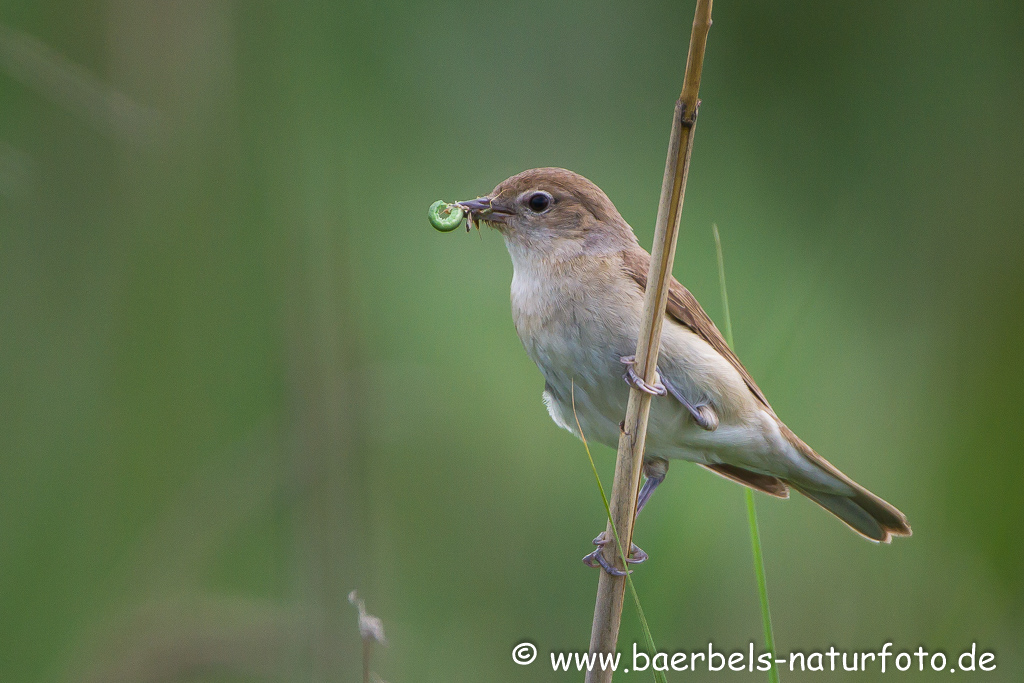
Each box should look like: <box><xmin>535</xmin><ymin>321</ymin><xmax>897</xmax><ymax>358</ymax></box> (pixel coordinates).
<box><xmin>456</xmin><ymin>168</ymin><xmax>638</xmax><ymax>262</ymax></box>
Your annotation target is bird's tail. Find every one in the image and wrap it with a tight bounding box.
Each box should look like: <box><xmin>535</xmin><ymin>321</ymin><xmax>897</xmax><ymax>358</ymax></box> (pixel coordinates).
<box><xmin>779</xmin><ymin>424</ymin><xmax>911</xmax><ymax>542</ymax></box>
<box><xmin>788</xmin><ymin>480</ymin><xmax>911</xmax><ymax>542</ymax></box>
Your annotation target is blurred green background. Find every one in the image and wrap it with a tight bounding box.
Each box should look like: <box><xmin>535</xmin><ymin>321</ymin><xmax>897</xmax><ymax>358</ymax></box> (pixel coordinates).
<box><xmin>1</xmin><ymin>1</ymin><xmax>1022</xmax><ymax>681</ymax></box>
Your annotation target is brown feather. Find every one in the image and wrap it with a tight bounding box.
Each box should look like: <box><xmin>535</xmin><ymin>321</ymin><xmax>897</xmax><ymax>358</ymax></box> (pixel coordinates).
<box><xmin>701</xmin><ymin>464</ymin><xmax>790</xmax><ymax>498</ymax></box>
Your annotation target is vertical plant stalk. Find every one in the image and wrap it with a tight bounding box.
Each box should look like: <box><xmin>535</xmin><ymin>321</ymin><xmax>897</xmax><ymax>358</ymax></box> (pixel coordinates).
<box><xmin>573</xmin><ymin>383</ymin><xmax>666</xmax><ymax>683</ymax></box>
<box><xmin>714</xmin><ymin>225</ymin><xmax>780</xmax><ymax>683</ymax></box>
<box><xmin>585</xmin><ymin>2</ymin><xmax>713</xmax><ymax>681</ymax></box>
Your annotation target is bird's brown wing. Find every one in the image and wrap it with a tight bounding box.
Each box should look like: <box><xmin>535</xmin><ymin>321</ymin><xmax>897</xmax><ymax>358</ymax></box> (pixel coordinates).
<box><xmin>620</xmin><ymin>248</ymin><xmax>773</xmax><ymax>411</ymax></box>
<box><xmin>621</xmin><ymin>250</ymin><xmax>912</xmax><ymax>540</ymax></box>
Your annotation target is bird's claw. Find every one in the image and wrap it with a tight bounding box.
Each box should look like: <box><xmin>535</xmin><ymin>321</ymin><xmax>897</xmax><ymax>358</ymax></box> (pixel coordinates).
<box><xmin>582</xmin><ymin>533</ymin><xmax>648</xmax><ymax>576</ymax></box>
<box><xmin>620</xmin><ymin>355</ymin><xmax>666</xmax><ymax>396</ymax></box>
<box><xmin>582</xmin><ymin>548</ymin><xmax>629</xmax><ymax>575</ymax></box>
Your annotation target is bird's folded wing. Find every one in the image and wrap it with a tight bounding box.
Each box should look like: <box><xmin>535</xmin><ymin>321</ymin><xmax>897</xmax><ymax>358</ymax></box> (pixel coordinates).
<box><xmin>620</xmin><ymin>248</ymin><xmax>773</xmax><ymax>412</ymax></box>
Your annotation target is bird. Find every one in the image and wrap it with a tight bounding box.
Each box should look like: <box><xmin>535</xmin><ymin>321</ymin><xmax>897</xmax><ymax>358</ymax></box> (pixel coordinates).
<box><xmin>452</xmin><ymin>167</ymin><xmax>911</xmax><ymax>574</ymax></box>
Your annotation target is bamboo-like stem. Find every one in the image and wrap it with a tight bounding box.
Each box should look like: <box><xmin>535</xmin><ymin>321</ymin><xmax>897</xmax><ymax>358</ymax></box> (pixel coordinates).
<box><xmin>585</xmin><ymin>2</ymin><xmax>713</xmax><ymax>680</ymax></box>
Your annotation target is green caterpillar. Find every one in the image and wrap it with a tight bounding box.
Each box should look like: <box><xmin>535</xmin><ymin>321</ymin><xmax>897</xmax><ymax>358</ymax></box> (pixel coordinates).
<box><xmin>428</xmin><ymin>200</ymin><xmax>465</xmax><ymax>232</ymax></box>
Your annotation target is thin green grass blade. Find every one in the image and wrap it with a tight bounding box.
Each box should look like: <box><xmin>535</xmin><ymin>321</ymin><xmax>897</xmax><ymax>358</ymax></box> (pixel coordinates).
<box><xmin>746</xmin><ymin>489</ymin><xmax>779</xmax><ymax>682</ymax></box>
<box><xmin>713</xmin><ymin>224</ymin><xmax>734</xmax><ymax>350</ymax></box>
<box><xmin>714</xmin><ymin>224</ymin><xmax>781</xmax><ymax>683</ymax></box>
<box><xmin>572</xmin><ymin>383</ymin><xmax>667</xmax><ymax>683</ymax></box>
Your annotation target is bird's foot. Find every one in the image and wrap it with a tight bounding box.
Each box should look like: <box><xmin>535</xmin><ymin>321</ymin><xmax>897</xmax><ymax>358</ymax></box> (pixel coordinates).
<box><xmin>620</xmin><ymin>355</ymin><xmax>666</xmax><ymax>396</ymax></box>
<box><xmin>582</xmin><ymin>532</ymin><xmax>648</xmax><ymax>576</ymax></box>
<box><xmin>688</xmin><ymin>402</ymin><xmax>719</xmax><ymax>431</ymax></box>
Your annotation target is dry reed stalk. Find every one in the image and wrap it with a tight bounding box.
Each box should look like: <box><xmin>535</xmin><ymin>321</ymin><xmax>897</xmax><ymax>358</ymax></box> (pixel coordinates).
<box><xmin>585</xmin><ymin>3</ymin><xmax>713</xmax><ymax>681</ymax></box>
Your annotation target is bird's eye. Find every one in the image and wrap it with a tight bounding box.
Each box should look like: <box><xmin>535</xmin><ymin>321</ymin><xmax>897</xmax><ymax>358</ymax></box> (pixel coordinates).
<box><xmin>527</xmin><ymin>192</ymin><xmax>552</xmax><ymax>213</ymax></box>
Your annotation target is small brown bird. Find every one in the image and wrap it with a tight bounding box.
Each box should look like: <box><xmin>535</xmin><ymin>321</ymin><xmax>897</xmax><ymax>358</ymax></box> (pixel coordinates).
<box><xmin>453</xmin><ymin>167</ymin><xmax>910</xmax><ymax>574</ymax></box>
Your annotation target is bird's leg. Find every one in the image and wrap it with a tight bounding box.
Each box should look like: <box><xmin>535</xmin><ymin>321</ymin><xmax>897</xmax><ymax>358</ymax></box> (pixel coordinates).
<box><xmin>661</xmin><ymin>376</ymin><xmax>719</xmax><ymax>431</ymax></box>
<box><xmin>620</xmin><ymin>355</ymin><xmax>718</xmax><ymax>431</ymax></box>
<box><xmin>620</xmin><ymin>355</ymin><xmax>666</xmax><ymax>396</ymax></box>
<box><xmin>636</xmin><ymin>457</ymin><xmax>668</xmax><ymax>517</ymax></box>
<box><xmin>583</xmin><ymin>458</ymin><xmax>669</xmax><ymax>575</ymax></box>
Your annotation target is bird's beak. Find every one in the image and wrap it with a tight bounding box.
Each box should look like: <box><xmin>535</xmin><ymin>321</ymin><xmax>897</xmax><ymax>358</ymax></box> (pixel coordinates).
<box><xmin>456</xmin><ymin>196</ymin><xmax>512</xmax><ymax>225</ymax></box>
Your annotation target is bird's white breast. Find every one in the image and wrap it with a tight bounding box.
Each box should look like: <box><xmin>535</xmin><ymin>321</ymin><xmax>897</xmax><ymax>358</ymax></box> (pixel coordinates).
<box><xmin>506</xmin><ymin>239</ymin><xmax>642</xmax><ymax>446</ymax></box>
<box><xmin>503</xmin><ymin>238</ymin><xmax>780</xmax><ymax>471</ymax></box>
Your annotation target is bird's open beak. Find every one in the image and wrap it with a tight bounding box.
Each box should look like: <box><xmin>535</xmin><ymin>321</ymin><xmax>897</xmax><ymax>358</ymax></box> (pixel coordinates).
<box><xmin>456</xmin><ymin>196</ymin><xmax>512</xmax><ymax>225</ymax></box>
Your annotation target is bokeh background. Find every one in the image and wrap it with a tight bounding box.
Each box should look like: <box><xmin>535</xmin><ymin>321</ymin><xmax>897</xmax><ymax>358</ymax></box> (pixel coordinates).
<box><xmin>2</xmin><ymin>1</ymin><xmax>1022</xmax><ymax>681</ymax></box>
